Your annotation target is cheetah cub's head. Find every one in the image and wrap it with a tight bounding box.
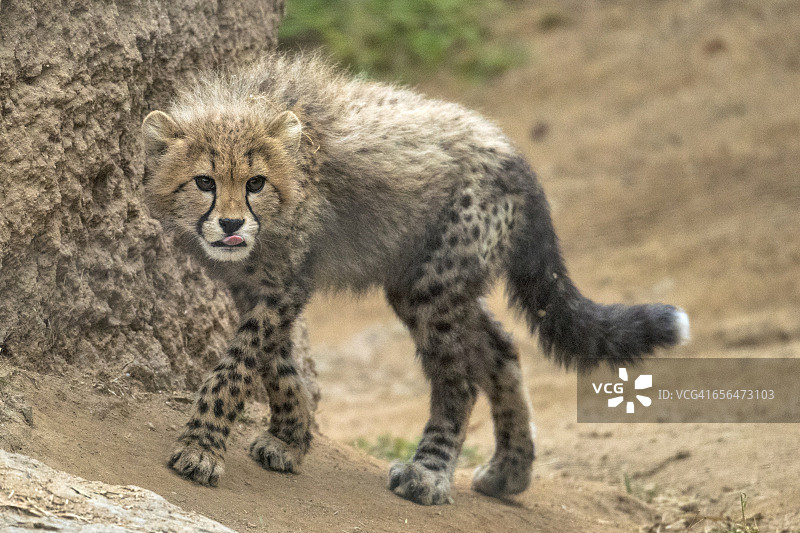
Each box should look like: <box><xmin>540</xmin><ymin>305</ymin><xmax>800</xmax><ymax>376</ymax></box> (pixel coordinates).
<box><xmin>142</xmin><ymin>109</ymin><xmax>302</xmax><ymax>262</ymax></box>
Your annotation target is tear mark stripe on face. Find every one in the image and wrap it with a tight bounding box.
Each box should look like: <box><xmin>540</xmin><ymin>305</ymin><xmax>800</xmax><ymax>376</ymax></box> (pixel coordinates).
<box><xmin>196</xmin><ymin>190</ymin><xmax>216</xmax><ymax>237</ymax></box>
<box><xmin>245</xmin><ymin>194</ymin><xmax>260</xmax><ymax>231</ymax></box>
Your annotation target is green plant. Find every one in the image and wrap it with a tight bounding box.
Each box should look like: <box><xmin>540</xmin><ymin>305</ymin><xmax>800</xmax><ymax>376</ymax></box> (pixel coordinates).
<box><xmin>352</xmin><ymin>433</ymin><xmax>484</xmax><ymax>467</ymax></box>
<box><xmin>279</xmin><ymin>0</ymin><xmax>525</xmax><ymax>82</ymax></box>
<box><xmin>692</xmin><ymin>493</ymin><xmax>761</xmax><ymax>533</ymax></box>
<box><xmin>622</xmin><ymin>472</ymin><xmax>658</xmax><ymax>503</ymax></box>
<box><xmin>353</xmin><ymin>434</ymin><xmax>419</xmax><ymax>462</ymax></box>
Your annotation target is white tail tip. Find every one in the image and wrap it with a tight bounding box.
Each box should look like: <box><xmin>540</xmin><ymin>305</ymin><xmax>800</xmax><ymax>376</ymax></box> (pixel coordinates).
<box><xmin>674</xmin><ymin>309</ymin><xmax>691</xmax><ymax>344</ymax></box>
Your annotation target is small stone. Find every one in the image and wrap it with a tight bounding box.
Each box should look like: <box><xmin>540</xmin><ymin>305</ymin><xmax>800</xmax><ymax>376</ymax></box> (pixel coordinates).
<box><xmin>20</xmin><ymin>406</ymin><xmax>34</xmax><ymax>426</ymax></box>
<box><xmin>146</xmin><ymin>422</ymin><xmax>156</xmax><ymax>431</ymax></box>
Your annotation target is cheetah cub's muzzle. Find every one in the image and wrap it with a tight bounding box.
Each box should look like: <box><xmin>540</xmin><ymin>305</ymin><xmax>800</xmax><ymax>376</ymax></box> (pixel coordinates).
<box><xmin>199</xmin><ymin>212</ymin><xmax>260</xmax><ymax>262</ymax></box>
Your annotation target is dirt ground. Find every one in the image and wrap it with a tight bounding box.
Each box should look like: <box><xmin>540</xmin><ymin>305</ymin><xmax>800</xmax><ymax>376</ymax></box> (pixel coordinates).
<box><xmin>2</xmin><ymin>1</ymin><xmax>800</xmax><ymax>531</ymax></box>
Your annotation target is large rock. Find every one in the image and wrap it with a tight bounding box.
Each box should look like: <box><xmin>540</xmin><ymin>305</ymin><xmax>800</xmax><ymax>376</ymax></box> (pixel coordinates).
<box><xmin>0</xmin><ymin>0</ymin><xmax>319</xmax><ymax>399</ymax></box>
<box><xmin>0</xmin><ymin>449</ymin><xmax>234</xmax><ymax>532</ymax></box>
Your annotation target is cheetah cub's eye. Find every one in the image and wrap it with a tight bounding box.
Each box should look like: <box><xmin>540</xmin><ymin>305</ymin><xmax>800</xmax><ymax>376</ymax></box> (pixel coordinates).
<box><xmin>246</xmin><ymin>175</ymin><xmax>266</xmax><ymax>193</ymax></box>
<box><xmin>194</xmin><ymin>175</ymin><xmax>215</xmax><ymax>192</ymax></box>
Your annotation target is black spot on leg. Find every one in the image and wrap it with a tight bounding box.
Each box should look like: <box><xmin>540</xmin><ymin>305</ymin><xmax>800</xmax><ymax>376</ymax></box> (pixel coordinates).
<box><xmin>229</xmin><ymin>346</ymin><xmax>244</xmax><ymax>359</ymax></box>
<box><xmin>229</xmin><ymin>385</ymin><xmax>241</xmax><ymax>397</ymax></box>
<box><xmin>414</xmin><ymin>445</ymin><xmax>452</xmax><ymax>463</ymax></box>
<box><xmin>277</xmin><ymin>363</ymin><xmax>298</xmax><ymax>377</ymax></box>
<box><xmin>213</xmin><ymin>399</ymin><xmax>224</xmax><ymax>418</ymax></box>
<box><xmin>498</xmin><ymin>430</ymin><xmax>511</xmax><ymax>447</ymax></box>
<box><xmin>239</xmin><ymin>319</ymin><xmax>259</xmax><ymax>334</ymax></box>
<box><xmin>264</xmin><ymin>295</ymin><xmax>279</xmax><ymax>308</ymax></box>
<box><xmin>433</xmin><ymin>321</ymin><xmax>452</xmax><ymax>333</ymax></box>
<box><xmin>198</xmin><ymin>400</ymin><xmax>208</xmax><ymax>414</ymax></box>
<box><xmin>430</xmin><ymin>434</ymin><xmax>455</xmax><ymax>448</ymax></box>
<box><xmin>244</xmin><ymin>265</ymin><xmax>256</xmax><ymax>275</ymax></box>
<box><xmin>472</xmin><ymin>226</ymin><xmax>481</xmax><ymax>239</ymax></box>
<box><xmin>428</xmin><ymin>282</ymin><xmax>444</xmax><ymax>298</ymax></box>
<box><xmin>263</xmin><ymin>341</ymin><xmax>277</xmax><ymax>353</ymax></box>
<box><xmin>449</xmin><ymin>235</ymin><xmax>459</xmax><ymax>247</ymax></box>
<box><xmin>421</xmin><ymin>460</ymin><xmax>447</xmax><ymax>472</ymax></box>
<box><xmin>244</xmin><ymin>356</ymin><xmax>257</xmax><ymax>369</ymax></box>
<box><xmin>461</xmin><ymin>194</ymin><xmax>472</xmax><ymax>208</ymax></box>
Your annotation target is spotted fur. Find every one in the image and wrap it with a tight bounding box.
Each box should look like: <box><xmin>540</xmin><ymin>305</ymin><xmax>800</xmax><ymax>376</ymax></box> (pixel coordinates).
<box><xmin>142</xmin><ymin>54</ymin><xmax>689</xmax><ymax>504</ymax></box>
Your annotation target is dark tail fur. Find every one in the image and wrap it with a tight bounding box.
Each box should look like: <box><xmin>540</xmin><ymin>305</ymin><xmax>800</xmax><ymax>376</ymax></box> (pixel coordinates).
<box><xmin>503</xmin><ymin>158</ymin><xmax>689</xmax><ymax>370</ymax></box>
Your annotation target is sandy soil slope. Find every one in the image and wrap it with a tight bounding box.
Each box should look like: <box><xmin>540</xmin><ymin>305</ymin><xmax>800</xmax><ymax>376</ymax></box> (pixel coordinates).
<box><xmin>2</xmin><ymin>1</ymin><xmax>799</xmax><ymax>531</ymax></box>
<box><xmin>0</xmin><ymin>366</ymin><xmax>647</xmax><ymax>532</ymax></box>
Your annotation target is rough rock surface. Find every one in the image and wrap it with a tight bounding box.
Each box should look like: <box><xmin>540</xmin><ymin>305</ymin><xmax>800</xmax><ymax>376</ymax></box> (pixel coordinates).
<box><xmin>0</xmin><ymin>449</ymin><xmax>235</xmax><ymax>532</ymax></box>
<box><xmin>0</xmin><ymin>0</ymin><xmax>318</xmax><ymax>400</ymax></box>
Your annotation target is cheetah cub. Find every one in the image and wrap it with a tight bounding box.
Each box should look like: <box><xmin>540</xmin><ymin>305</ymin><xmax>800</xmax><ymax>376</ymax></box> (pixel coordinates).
<box><xmin>142</xmin><ymin>54</ymin><xmax>689</xmax><ymax>505</ymax></box>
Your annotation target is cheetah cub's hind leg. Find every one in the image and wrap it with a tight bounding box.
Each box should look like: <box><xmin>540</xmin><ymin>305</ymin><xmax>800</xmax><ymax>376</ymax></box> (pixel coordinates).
<box><xmin>385</xmin><ymin>191</ymin><xmax>501</xmax><ymax>504</ymax></box>
<box><xmin>385</xmin><ymin>292</ymin><xmax>480</xmax><ymax>505</ymax></box>
<box><xmin>470</xmin><ymin>311</ymin><xmax>535</xmax><ymax>497</ymax></box>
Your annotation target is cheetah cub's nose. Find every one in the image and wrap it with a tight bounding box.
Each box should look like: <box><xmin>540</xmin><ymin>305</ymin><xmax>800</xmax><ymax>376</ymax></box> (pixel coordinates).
<box><xmin>219</xmin><ymin>218</ymin><xmax>244</xmax><ymax>235</ymax></box>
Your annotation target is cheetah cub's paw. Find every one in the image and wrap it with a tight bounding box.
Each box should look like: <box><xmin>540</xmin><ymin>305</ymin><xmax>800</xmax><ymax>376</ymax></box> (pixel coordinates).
<box><xmin>168</xmin><ymin>441</ymin><xmax>225</xmax><ymax>487</ymax></box>
<box><xmin>471</xmin><ymin>459</ymin><xmax>532</xmax><ymax>497</ymax></box>
<box><xmin>249</xmin><ymin>433</ymin><xmax>305</xmax><ymax>473</ymax></box>
<box><xmin>388</xmin><ymin>462</ymin><xmax>453</xmax><ymax>505</ymax></box>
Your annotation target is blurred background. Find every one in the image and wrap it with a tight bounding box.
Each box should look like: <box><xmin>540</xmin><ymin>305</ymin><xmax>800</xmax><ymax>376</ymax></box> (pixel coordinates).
<box><xmin>282</xmin><ymin>0</ymin><xmax>800</xmax><ymax>530</ymax></box>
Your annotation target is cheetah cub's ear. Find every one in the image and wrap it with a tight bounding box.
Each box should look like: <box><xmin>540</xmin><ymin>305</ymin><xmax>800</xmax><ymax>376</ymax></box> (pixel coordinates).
<box><xmin>267</xmin><ymin>110</ymin><xmax>303</xmax><ymax>152</ymax></box>
<box><xmin>142</xmin><ymin>110</ymin><xmax>184</xmax><ymax>164</ymax></box>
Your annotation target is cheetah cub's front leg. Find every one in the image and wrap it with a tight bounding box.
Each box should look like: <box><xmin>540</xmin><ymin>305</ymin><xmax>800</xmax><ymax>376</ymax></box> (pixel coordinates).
<box><xmin>169</xmin><ymin>289</ymin><xmax>314</xmax><ymax>486</ymax></box>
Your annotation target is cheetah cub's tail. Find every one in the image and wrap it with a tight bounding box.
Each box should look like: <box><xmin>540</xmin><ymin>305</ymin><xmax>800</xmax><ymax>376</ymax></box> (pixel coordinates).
<box><xmin>505</xmin><ymin>172</ymin><xmax>690</xmax><ymax>370</ymax></box>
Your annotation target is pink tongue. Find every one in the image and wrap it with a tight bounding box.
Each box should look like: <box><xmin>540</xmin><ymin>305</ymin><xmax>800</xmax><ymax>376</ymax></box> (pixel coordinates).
<box><xmin>222</xmin><ymin>235</ymin><xmax>244</xmax><ymax>246</ymax></box>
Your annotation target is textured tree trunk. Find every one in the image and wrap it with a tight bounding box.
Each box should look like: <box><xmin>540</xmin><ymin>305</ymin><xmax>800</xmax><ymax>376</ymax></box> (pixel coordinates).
<box><xmin>0</xmin><ymin>0</ymin><xmax>318</xmax><ymax>406</ymax></box>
